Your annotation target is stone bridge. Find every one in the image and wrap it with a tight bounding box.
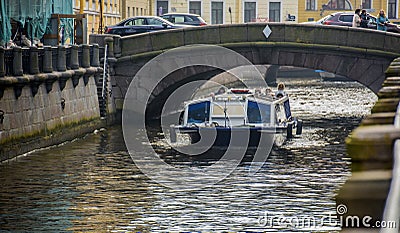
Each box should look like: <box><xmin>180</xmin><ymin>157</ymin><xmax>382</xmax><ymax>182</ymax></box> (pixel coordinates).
<box><xmin>100</xmin><ymin>23</ymin><xmax>400</xmax><ymax>115</ymax></box>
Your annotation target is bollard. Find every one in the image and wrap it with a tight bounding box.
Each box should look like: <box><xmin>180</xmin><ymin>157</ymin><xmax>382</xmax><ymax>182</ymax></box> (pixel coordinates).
<box><xmin>105</xmin><ymin>37</ymin><xmax>114</xmax><ymax>58</ymax></box>
<box><xmin>29</xmin><ymin>46</ymin><xmax>39</xmax><ymax>74</ymax></box>
<box><xmin>12</xmin><ymin>46</ymin><xmax>23</xmax><ymax>76</ymax></box>
<box><xmin>57</xmin><ymin>45</ymin><xmax>66</xmax><ymax>72</ymax></box>
<box><xmin>70</xmin><ymin>45</ymin><xmax>79</xmax><ymax>69</ymax></box>
<box><xmin>91</xmin><ymin>44</ymin><xmax>100</xmax><ymax>67</ymax></box>
<box><xmin>80</xmin><ymin>44</ymin><xmax>90</xmax><ymax>68</ymax></box>
<box><xmin>43</xmin><ymin>46</ymin><xmax>53</xmax><ymax>73</ymax></box>
<box><xmin>51</xmin><ymin>47</ymin><xmax>58</xmax><ymax>71</ymax></box>
<box><xmin>0</xmin><ymin>47</ymin><xmax>4</xmax><ymax>77</ymax></box>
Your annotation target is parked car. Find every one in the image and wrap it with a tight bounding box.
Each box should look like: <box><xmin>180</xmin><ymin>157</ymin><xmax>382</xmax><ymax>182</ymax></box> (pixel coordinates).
<box><xmin>321</xmin><ymin>12</ymin><xmax>400</xmax><ymax>33</ymax></box>
<box><xmin>161</xmin><ymin>13</ymin><xmax>207</xmax><ymax>26</ymax></box>
<box><xmin>300</xmin><ymin>15</ymin><xmax>330</xmax><ymax>25</ymax></box>
<box><xmin>105</xmin><ymin>16</ymin><xmax>189</xmax><ymax>36</ymax></box>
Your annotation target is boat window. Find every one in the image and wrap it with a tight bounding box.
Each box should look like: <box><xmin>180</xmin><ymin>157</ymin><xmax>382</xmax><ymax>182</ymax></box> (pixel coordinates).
<box><xmin>187</xmin><ymin>101</ymin><xmax>210</xmax><ymax>123</ymax></box>
<box><xmin>212</xmin><ymin>103</ymin><xmax>245</xmax><ymax>116</ymax></box>
<box><xmin>247</xmin><ymin>100</ymin><xmax>271</xmax><ymax>123</ymax></box>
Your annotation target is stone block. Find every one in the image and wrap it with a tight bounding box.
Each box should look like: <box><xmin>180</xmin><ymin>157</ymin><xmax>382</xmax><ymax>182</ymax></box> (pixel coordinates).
<box><xmin>347</xmin><ymin>28</ymin><xmax>385</xmax><ymax>51</ymax></box>
<box><xmin>150</xmin><ymin>29</ymin><xmax>185</xmax><ymax>51</ymax></box>
<box><xmin>284</xmin><ymin>24</ymin><xmax>315</xmax><ymax>44</ymax></box>
<box><xmin>346</xmin><ymin>125</ymin><xmax>400</xmax><ymax>162</ymax></box>
<box><xmin>386</xmin><ymin>65</ymin><xmax>400</xmax><ymax>77</ymax></box>
<box><xmin>378</xmin><ymin>86</ymin><xmax>400</xmax><ymax>98</ymax></box>
<box><xmin>361</xmin><ymin>112</ymin><xmax>396</xmax><ymax>125</ymax></box>
<box><xmin>184</xmin><ymin>26</ymin><xmax>220</xmax><ymax>45</ymax></box>
<box><xmin>383</xmin><ymin>32</ymin><xmax>400</xmax><ymax>54</ymax></box>
<box><xmin>247</xmin><ymin>23</ymin><xmax>270</xmax><ymax>42</ymax></box>
<box><xmin>265</xmin><ymin>23</ymin><xmax>286</xmax><ymax>42</ymax></box>
<box><xmin>120</xmin><ymin>34</ymin><xmax>153</xmax><ymax>57</ymax></box>
<box><xmin>313</xmin><ymin>25</ymin><xmax>348</xmax><ymax>47</ymax></box>
<box><xmin>219</xmin><ymin>24</ymin><xmax>248</xmax><ymax>44</ymax></box>
<box><xmin>372</xmin><ymin>98</ymin><xmax>400</xmax><ymax>113</ymax></box>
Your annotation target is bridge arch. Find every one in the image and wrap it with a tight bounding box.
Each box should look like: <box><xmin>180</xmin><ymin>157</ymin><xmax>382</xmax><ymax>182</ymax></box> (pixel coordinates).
<box><xmin>107</xmin><ymin>23</ymin><xmax>400</xmax><ymax>113</ymax></box>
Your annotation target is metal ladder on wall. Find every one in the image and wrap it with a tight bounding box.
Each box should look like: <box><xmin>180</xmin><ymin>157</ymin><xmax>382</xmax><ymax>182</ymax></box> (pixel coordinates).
<box><xmin>97</xmin><ymin>44</ymin><xmax>109</xmax><ymax>118</ymax></box>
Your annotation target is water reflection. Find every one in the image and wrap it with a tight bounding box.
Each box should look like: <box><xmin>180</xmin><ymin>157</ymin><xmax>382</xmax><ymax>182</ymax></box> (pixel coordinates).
<box><xmin>0</xmin><ymin>78</ymin><xmax>377</xmax><ymax>232</ymax></box>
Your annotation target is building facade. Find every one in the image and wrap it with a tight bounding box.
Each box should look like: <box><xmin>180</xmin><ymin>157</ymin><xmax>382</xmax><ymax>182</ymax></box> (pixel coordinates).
<box><xmin>73</xmin><ymin>0</ymin><xmax>122</xmax><ymax>34</ymax></box>
<box><xmin>152</xmin><ymin>0</ymin><xmax>298</xmax><ymax>24</ymax></box>
<box><xmin>121</xmin><ymin>0</ymin><xmax>150</xmax><ymax>19</ymax></box>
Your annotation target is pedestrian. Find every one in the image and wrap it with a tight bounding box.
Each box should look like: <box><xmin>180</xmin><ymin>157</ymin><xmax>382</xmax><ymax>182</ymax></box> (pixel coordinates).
<box><xmin>360</xmin><ymin>9</ymin><xmax>369</xmax><ymax>28</ymax></box>
<box><xmin>352</xmin><ymin>9</ymin><xmax>361</xmax><ymax>27</ymax></box>
<box><xmin>376</xmin><ymin>9</ymin><xmax>389</xmax><ymax>31</ymax></box>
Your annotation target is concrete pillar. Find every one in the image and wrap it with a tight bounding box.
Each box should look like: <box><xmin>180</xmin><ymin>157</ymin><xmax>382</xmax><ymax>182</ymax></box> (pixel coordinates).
<box><xmin>57</xmin><ymin>45</ymin><xmax>66</xmax><ymax>72</ymax></box>
<box><xmin>91</xmin><ymin>44</ymin><xmax>100</xmax><ymax>67</ymax></box>
<box><xmin>70</xmin><ymin>45</ymin><xmax>79</xmax><ymax>69</ymax></box>
<box><xmin>12</xmin><ymin>46</ymin><xmax>23</xmax><ymax>76</ymax></box>
<box><xmin>105</xmin><ymin>37</ymin><xmax>114</xmax><ymax>58</ymax></box>
<box><xmin>43</xmin><ymin>46</ymin><xmax>53</xmax><ymax>73</ymax></box>
<box><xmin>80</xmin><ymin>44</ymin><xmax>90</xmax><ymax>68</ymax></box>
<box><xmin>29</xmin><ymin>46</ymin><xmax>39</xmax><ymax>74</ymax></box>
<box><xmin>0</xmin><ymin>47</ymin><xmax>5</xmax><ymax>77</ymax></box>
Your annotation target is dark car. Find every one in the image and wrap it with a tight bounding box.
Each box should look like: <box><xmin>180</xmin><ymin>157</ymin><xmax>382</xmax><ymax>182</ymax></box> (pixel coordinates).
<box><xmin>322</xmin><ymin>12</ymin><xmax>400</xmax><ymax>33</ymax></box>
<box><xmin>161</xmin><ymin>13</ymin><xmax>207</xmax><ymax>26</ymax></box>
<box><xmin>105</xmin><ymin>16</ymin><xmax>189</xmax><ymax>36</ymax></box>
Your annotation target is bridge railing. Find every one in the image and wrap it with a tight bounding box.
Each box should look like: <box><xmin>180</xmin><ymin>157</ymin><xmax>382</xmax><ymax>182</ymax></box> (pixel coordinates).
<box><xmin>0</xmin><ymin>44</ymin><xmax>101</xmax><ymax>78</ymax></box>
<box><xmin>381</xmin><ymin>103</ymin><xmax>400</xmax><ymax>233</ymax></box>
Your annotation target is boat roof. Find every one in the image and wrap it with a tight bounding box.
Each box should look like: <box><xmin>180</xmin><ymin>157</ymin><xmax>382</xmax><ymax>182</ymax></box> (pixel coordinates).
<box><xmin>185</xmin><ymin>88</ymin><xmax>288</xmax><ymax>106</ymax></box>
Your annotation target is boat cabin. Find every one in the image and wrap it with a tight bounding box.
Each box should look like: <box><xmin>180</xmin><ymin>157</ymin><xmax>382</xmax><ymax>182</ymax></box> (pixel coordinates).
<box><xmin>183</xmin><ymin>89</ymin><xmax>291</xmax><ymax>128</ymax></box>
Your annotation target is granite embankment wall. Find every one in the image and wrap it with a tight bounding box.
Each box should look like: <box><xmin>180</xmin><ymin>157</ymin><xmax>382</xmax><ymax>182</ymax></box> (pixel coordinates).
<box><xmin>0</xmin><ymin>43</ymin><xmax>115</xmax><ymax>162</ymax></box>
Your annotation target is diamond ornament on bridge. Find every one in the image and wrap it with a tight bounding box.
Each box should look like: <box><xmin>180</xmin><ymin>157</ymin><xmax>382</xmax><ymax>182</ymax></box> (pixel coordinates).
<box><xmin>263</xmin><ymin>25</ymin><xmax>272</xmax><ymax>39</ymax></box>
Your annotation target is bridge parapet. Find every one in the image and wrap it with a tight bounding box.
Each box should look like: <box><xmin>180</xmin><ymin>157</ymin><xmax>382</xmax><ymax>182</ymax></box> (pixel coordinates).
<box><xmin>118</xmin><ymin>23</ymin><xmax>400</xmax><ymax>58</ymax></box>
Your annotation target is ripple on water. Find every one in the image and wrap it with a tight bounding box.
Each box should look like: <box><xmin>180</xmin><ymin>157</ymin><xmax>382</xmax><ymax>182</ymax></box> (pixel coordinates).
<box><xmin>0</xmin><ymin>79</ymin><xmax>376</xmax><ymax>232</ymax></box>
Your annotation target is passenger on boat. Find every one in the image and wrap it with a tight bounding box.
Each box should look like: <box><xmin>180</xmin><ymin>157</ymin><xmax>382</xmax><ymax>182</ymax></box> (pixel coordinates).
<box><xmin>216</xmin><ymin>87</ymin><xmax>226</xmax><ymax>95</ymax></box>
<box><xmin>265</xmin><ymin>87</ymin><xmax>274</xmax><ymax>96</ymax></box>
<box><xmin>275</xmin><ymin>82</ymin><xmax>292</xmax><ymax>120</ymax></box>
<box><xmin>275</xmin><ymin>82</ymin><xmax>286</xmax><ymax>98</ymax></box>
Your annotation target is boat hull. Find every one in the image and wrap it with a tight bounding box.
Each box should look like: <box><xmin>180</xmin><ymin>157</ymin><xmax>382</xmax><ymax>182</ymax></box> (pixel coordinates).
<box><xmin>177</xmin><ymin>126</ymin><xmax>276</xmax><ymax>149</ymax></box>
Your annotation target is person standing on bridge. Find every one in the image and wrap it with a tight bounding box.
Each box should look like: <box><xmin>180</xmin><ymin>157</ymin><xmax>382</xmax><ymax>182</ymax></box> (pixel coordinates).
<box><xmin>352</xmin><ymin>9</ymin><xmax>361</xmax><ymax>27</ymax></box>
<box><xmin>377</xmin><ymin>9</ymin><xmax>389</xmax><ymax>31</ymax></box>
<box><xmin>360</xmin><ymin>9</ymin><xmax>369</xmax><ymax>28</ymax></box>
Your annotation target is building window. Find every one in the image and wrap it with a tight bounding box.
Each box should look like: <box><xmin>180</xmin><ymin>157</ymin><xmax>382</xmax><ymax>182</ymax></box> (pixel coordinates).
<box><xmin>85</xmin><ymin>0</ymin><xmax>89</xmax><ymax>10</ymax></box>
<box><xmin>211</xmin><ymin>2</ymin><xmax>223</xmax><ymax>24</ymax></box>
<box><xmin>322</xmin><ymin>0</ymin><xmax>352</xmax><ymax>10</ymax></box>
<box><xmin>157</xmin><ymin>1</ymin><xmax>168</xmax><ymax>15</ymax></box>
<box><xmin>244</xmin><ymin>2</ymin><xmax>256</xmax><ymax>22</ymax></box>
<box><xmin>388</xmin><ymin>0</ymin><xmax>397</xmax><ymax>18</ymax></box>
<box><xmin>306</xmin><ymin>0</ymin><xmax>316</xmax><ymax>10</ymax></box>
<box><xmin>362</xmin><ymin>0</ymin><xmax>371</xmax><ymax>9</ymax></box>
<box><xmin>189</xmin><ymin>1</ymin><xmax>202</xmax><ymax>15</ymax></box>
<box><xmin>128</xmin><ymin>7</ymin><xmax>130</xmax><ymax>17</ymax></box>
<box><xmin>269</xmin><ymin>2</ymin><xmax>280</xmax><ymax>22</ymax></box>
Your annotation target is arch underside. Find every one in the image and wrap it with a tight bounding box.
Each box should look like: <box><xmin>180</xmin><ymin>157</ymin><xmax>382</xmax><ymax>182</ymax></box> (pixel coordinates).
<box><xmin>112</xmin><ymin>43</ymin><xmax>394</xmax><ymax>115</ymax></box>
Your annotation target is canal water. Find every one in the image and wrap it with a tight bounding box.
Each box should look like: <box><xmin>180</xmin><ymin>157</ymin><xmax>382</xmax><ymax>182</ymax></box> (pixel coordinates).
<box><xmin>0</xmin><ymin>77</ymin><xmax>377</xmax><ymax>232</ymax></box>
